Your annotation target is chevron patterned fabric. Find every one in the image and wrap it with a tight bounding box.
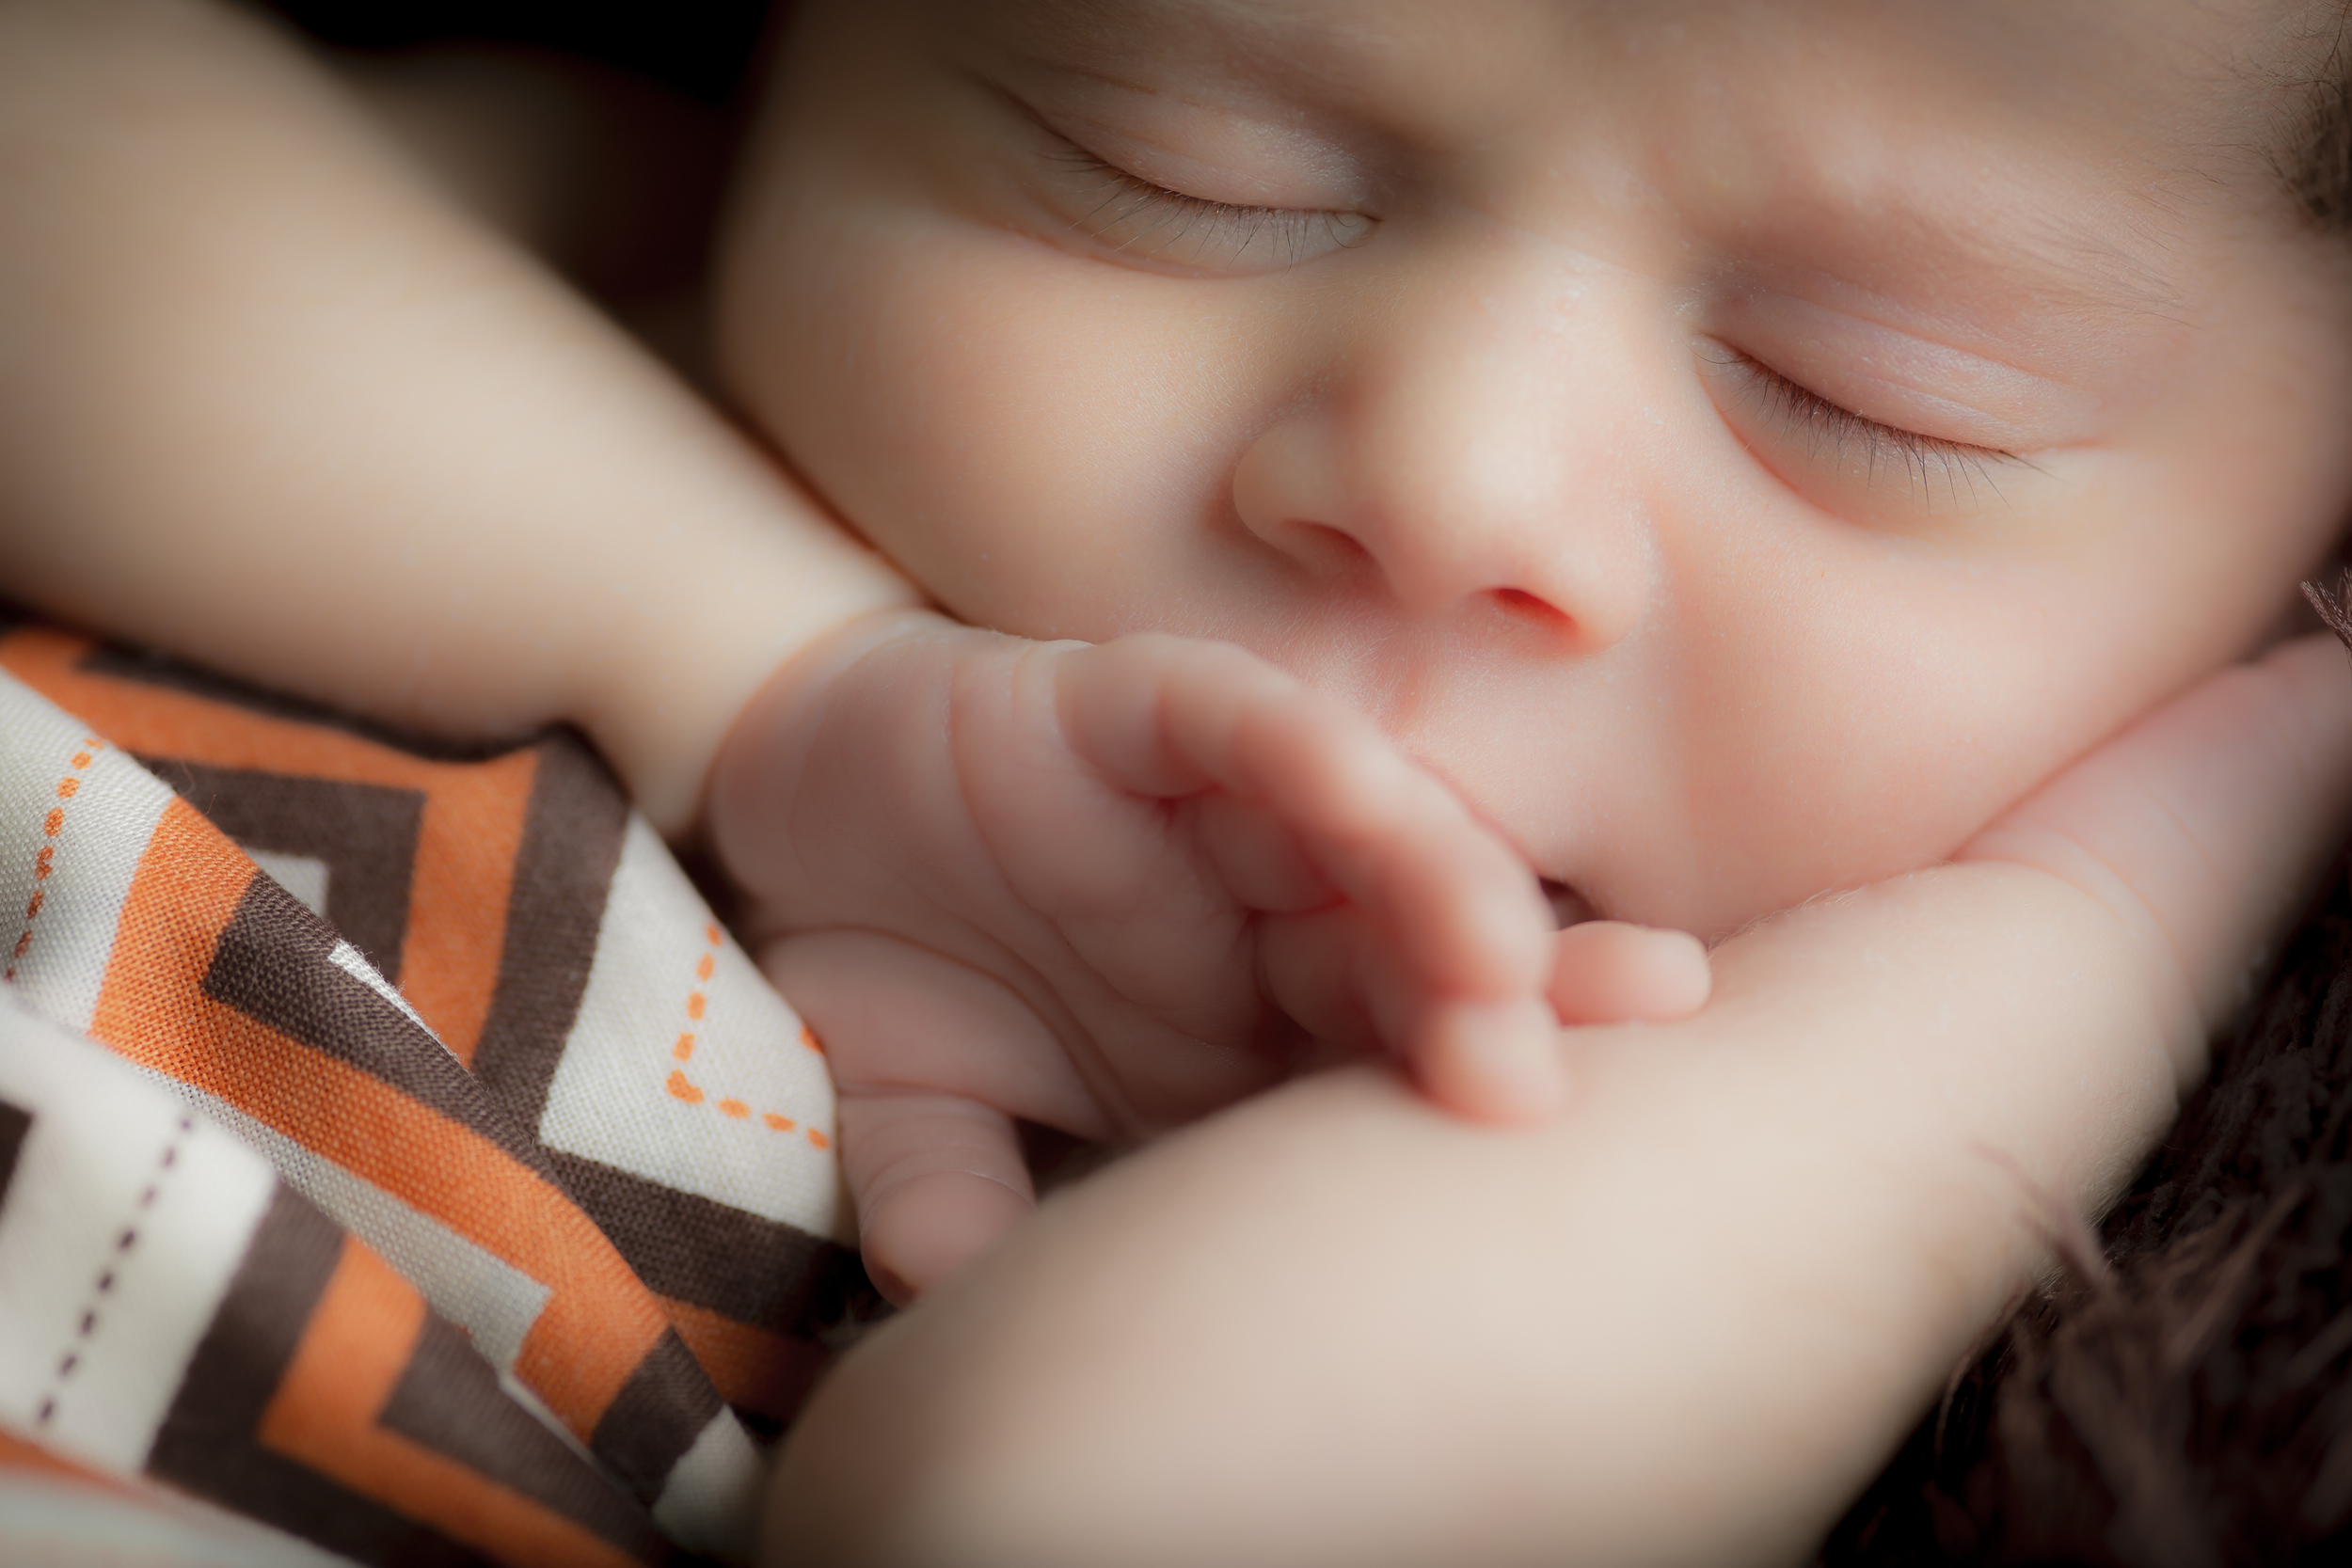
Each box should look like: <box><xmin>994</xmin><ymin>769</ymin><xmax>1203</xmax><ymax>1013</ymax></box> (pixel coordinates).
<box><xmin>0</xmin><ymin>618</ymin><xmax>880</xmax><ymax>1566</ymax></box>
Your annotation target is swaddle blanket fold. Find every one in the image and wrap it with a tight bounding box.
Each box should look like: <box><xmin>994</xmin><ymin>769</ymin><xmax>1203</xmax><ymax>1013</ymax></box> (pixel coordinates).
<box><xmin>0</xmin><ymin>618</ymin><xmax>873</xmax><ymax>1566</ymax></box>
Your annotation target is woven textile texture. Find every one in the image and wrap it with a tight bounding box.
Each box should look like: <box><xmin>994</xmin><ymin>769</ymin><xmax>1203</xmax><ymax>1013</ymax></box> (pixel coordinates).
<box><xmin>0</xmin><ymin>618</ymin><xmax>875</xmax><ymax>1566</ymax></box>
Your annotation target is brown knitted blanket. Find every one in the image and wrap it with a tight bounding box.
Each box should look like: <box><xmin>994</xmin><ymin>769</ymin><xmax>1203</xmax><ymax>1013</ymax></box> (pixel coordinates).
<box><xmin>1830</xmin><ymin>855</ymin><xmax>2352</xmax><ymax>1565</ymax></box>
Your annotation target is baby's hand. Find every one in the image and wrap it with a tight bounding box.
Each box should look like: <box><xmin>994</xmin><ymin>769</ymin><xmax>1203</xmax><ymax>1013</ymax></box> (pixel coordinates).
<box><xmin>707</xmin><ymin>611</ymin><xmax>1703</xmax><ymax>1300</ymax></box>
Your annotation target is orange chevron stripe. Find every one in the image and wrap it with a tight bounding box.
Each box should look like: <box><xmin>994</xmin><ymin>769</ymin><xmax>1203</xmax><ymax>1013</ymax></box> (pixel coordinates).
<box><xmin>659</xmin><ymin>1294</ymin><xmax>827</xmax><ymax>1420</ymax></box>
<box><xmin>89</xmin><ymin>799</ymin><xmax>667</xmax><ymax>1440</ymax></box>
<box><xmin>260</xmin><ymin>1237</ymin><xmax>642</xmax><ymax>1568</ymax></box>
<box><xmin>0</xmin><ymin>1427</ymin><xmax>134</xmax><ymax>1492</ymax></box>
<box><xmin>2</xmin><ymin>626</ymin><xmax>531</xmax><ymax>1065</ymax></box>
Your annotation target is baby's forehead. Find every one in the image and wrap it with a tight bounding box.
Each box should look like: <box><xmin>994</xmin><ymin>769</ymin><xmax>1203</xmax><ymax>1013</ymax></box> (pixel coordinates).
<box><xmin>955</xmin><ymin>0</ymin><xmax>2319</xmax><ymax>188</ymax></box>
<box><xmin>845</xmin><ymin>0</ymin><xmax>2330</xmax><ymax>340</ymax></box>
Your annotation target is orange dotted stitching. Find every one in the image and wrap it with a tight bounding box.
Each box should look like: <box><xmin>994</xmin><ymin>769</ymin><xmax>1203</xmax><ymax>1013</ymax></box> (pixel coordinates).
<box><xmin>662</xmin><ymin>923</ymin><xmax>832</xmax><ymax>1149</ymax></box>
<box><xmin>8</xmin><ymin>738</ymin><xmax>104</xmax><ymax>983</ymax></box>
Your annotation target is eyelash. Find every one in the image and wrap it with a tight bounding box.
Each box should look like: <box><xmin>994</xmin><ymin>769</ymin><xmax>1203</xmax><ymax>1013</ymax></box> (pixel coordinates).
<box><xmin>1713</xmin><ymin>346</ymin><xmax>2027</xmax><ymax>507</ymax></box>
<box><xmin>1044</xmin><ymin>146</ymin><xmax>1370</xmax><ymax>269</ymax></box>
<box><xmin>1028</xmin><ymin>135</ymin><xmax>2024</xmax><ymax>506</ymax></box>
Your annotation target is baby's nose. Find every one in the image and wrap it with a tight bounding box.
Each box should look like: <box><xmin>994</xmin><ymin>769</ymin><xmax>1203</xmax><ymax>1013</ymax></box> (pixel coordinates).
<box><xmin>1228</xmin><ymin>266</ymin><xmax>1650</xmax><ymax>652</ymax></box>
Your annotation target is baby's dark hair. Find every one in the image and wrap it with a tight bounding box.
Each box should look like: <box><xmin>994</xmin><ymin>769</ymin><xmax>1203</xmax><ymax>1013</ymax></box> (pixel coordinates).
<box><xmin>2288</xmin><ymin>17</ymin><xmax>2352</xmax><ymax>228</ymax></box>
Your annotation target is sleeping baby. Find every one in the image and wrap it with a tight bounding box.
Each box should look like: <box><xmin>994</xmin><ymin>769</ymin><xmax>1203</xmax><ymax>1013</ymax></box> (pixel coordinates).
<box><xmin>4</xmin><ymin>0</ymin><xmax>2352</xmax><ymax>1562</ymax></box>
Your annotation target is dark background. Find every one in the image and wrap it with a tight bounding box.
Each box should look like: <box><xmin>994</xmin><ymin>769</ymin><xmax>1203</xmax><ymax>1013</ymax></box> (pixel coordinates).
<box><xmin>257</xmin><ymin>1</ymin><xmax>777</xmax><ymax>103</ymax></box>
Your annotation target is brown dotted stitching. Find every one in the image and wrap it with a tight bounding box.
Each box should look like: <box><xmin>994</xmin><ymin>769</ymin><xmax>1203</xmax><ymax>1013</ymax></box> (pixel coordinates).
<box><xmin>35</xmin><ymin>1117</ymin><xmax>194</xmax><ymax>1429</ymax></box>
<box><xmin>663</xmin><ymin>924</ymin><xmax>831</xmax><ymax>1149</ymax></box>
<box><xmin>8</xmin><ymin>738</ymin><xmax>105</xmax><ymax>983</ymax></box>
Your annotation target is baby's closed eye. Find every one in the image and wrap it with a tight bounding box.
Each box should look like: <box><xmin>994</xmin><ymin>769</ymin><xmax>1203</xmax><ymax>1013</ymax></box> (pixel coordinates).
<box><xmin>1037</xmin><ymin>140</ymin><xmax>1370</xmax><ymax>273</ymax></box>
<box><xmin>1698</xmin><ymin>341</ymin><xmax>2037</xmax><ymax>519</ymax></box>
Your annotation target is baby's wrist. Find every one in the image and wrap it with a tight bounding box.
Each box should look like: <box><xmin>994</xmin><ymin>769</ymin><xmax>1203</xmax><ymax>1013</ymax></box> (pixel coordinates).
<box><xmin>746</xmin><ymin>604</ymin><xmax>962</xmax><ymax>723</ymax></box>
<box><xmin>578</xmin><ymin>535</ymin><xmax>924</xmax><ymax>841</ymax></box>
<box><xmin>698</xmin><ymin>603</ymin><xmax>961</xmax><ymax>891</ymax></box>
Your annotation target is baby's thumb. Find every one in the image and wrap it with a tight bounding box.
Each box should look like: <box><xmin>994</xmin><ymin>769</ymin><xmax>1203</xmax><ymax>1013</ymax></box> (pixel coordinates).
<box><xmin>834</xmin><ymin>1088</ymin><xmax>1035</xmax><ymax>1307</ymax></box>
<box><xmin>760</xmin><ymin>931</ymin><xmax>1049</xmax><ymax>1305</ymax></box>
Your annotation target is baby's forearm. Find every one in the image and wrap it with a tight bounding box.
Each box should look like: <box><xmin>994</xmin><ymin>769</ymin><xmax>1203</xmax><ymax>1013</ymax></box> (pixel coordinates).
<box><xmin>0</xmin><ymin>0</ymin><xmax>914</xmax><ymax>832</ymax></box>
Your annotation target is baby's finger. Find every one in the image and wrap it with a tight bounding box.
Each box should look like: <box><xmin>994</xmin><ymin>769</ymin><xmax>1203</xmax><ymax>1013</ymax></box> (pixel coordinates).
<box><xmin>760</xmin><ymin>930</ymin><xmax>1102</xmax><ymax>1304</ymax></box>
<box><xmin>1259</xmin><ymin>905</ymin><xmax>1570</xmax><ymax>1119</ymax></box>
<box><xmin>1054</xmin><ymin>634</ymin><xmax>1266</xmax><ymax>798</ymax></box>
<box><xmin>1130</xmin><ymin>641</ymin><xmax>1552</xmax><ymax>994</ymax></box>
<box><xmin>1224</xmin><ymin>708</ymin><xmax>1564</xmax><ymax>1115</ymax></box>
<box><xmin>1413</xmin><ymin>993</ymin><xmax>1572</xmax><ymax>1121</ymax></box>
<box><xmin>1351</xmin><ymin>811</ymin><xmax>1554</xmax><ymax>1008</ymax></box>
<box><xmin>1255</xmin><ymin>905</ymin><xmax>1382</xmax><ymax>1054</ymax></box>
<box><xmin>1063</xmin><ymin>635</ymin><xmax>1550</xmax><ymax>995</ymax></box>
<box><xmin>1061</xmin><ymin>634</ymin><xmax>1558</xmax><ymax>1103</ymax></box>
<box><xmin>1057</xmin><ymin>635</ymin><xmax>1419</xmax><ymax>841</ymax></box>
<box><xmin>1548</xmin><ymin>922</ymin><xmax>1712</xmax><ymax>1025</ymax></box>
<box><xmin>763</xmin><ymin>930</ymin><xmax>1108</xmax><ymax>1139</ymax></box>
<box><xmin>834</xmin><ymin>1089</ymin><xmax>1036</xmax><ymax>1307</ymax></box>
<box><xmin>1192</xmin><ymin>793</ymin><xmax>1338</xmax><ymax>915</ymax></box>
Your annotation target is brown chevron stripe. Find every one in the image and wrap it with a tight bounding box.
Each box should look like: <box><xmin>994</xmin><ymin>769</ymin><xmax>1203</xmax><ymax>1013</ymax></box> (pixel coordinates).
<box><xmin>469</xmin><ymin>733</ymin><xmax>630</xmax><ymax>1135</ymax></box>
<box><xmin>201</xmin><ymin>873</ymin><xmax>541</xmax><ymax>1167</ymax></box>
<box><xmin>147</xmin><ymin>1185</ymin><xmax>484</xmax><ymax>1566</ymax></box>
<box><xmin>1</xmin><ymin>626</ymin><xmax>540</xmax><ymax>1064</ymax></box>
<box><xmin>587</xmin><ymin>1328</ymin><xmax>724</xmax><ymax>1504</ymax></box>
<box><xmin>659</xmin><ymin>1295</ymin><xmax>829</xmax><ymax>1422</ymax></box>
<box><xmin>140</xmin><ymin>756</ymin><xmax>423</xmax><ymax>983</ymax></box>
<box><xmin>257</xmin><ymin>1229</ymin><xmax>650</xmax><ymax>1567</ymax></box>
<box><xmin>90</xmin><ymin>800</ymin><xmax>679</xmax><ymax>1464</ymax></box>
<box><xmin>546</xmin><ymin>1148</ymin><xmax>871</xmax><ymax>1338</ymax></box>
<box><xmin>0</xmin><ymin>1099</ymin><xmax>28</xmax><ymax>1209</ymax></box>
<box><xmin>377</xmin><ymin>1313</ymin><xmax>665</xmax><ymax>1557</ymax></box>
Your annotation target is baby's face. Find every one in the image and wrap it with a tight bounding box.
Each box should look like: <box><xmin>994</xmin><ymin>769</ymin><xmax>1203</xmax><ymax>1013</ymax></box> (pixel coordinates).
<box><xmin>718</xmin><ymin>0</ymin><xmax>2352</xmax><ymax>938</ymax></box>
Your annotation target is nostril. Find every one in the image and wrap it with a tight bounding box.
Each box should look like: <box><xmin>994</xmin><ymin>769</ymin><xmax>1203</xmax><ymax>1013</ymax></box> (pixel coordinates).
<box><xmin>1491</xmin><ymin>587</ymin><xmax>1567</xmax><ymax>626</ymax></box>
<box><xmin>1309</xmin><ymin>523</ymin><xmax>1370</xmax><ymax>557</ymax></box>
<box><xmin>1276</xmin><ymin>521</ymin><xmax>1374</xmax><ymax>576</ymax></box>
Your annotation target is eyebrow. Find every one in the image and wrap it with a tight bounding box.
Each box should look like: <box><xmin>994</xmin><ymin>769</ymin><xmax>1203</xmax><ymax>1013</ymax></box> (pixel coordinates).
<box><xmin>985</xmin><ymin>0</ymin><xmax>1378</xmax><ymax>95</ymax></box>
<box><xmin>1805</xmin><ymin>198</ymin><xmax>2191</xmax><ymax>337</ymax></box>
<box><xmin>1018</xmin><ymin>0</ymin><xmax>1306</xmax><ymax>31</ymax></box>
<box><xmin>989</xmin><ymin>0</ymin><xmax>2200</xmax><ymax>339</ymax></box>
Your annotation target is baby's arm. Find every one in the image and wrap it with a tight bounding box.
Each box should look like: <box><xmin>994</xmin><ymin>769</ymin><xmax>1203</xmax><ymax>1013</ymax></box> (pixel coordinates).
<box><xmin>764</xmin><ymin>633</ymin><xmax>2352</xmax><ymax>1568</ymax></box>
<box><xmin>0</xmin><ymin>0</ymin><xmax>912</xmax><ymax>833</ymax></box>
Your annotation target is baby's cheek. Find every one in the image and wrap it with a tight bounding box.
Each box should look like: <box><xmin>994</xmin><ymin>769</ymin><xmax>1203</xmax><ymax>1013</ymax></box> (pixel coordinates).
<box><xmin>1656</xmin><ymin>581</ymin><xmax>2107</xmax><ymax>934</ymax></box>
<box><xmin>723</xmin><ymin>198</ymin><xmax>1148</xmax><ymax>633</ymax></box>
